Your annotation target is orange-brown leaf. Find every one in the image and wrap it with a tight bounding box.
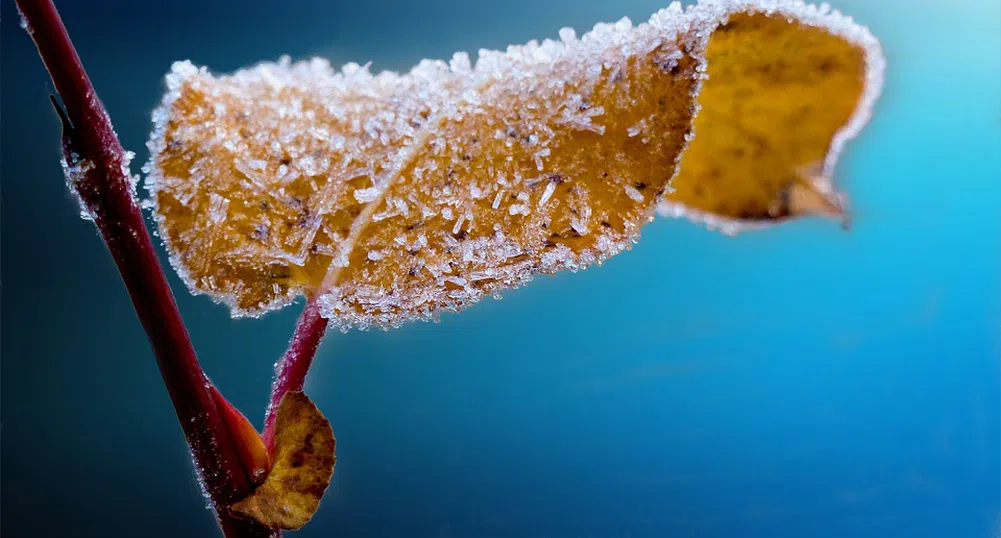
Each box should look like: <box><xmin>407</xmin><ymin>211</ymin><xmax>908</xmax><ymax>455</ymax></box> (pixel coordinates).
<box><xmin>230</xmin><ymin>391</ymin><xmax>335</xmax><ymax>530</ymax></box>
<box><xmin>146</xmin><ymin>1</ymin><xmax>883</xmax><ymax>327</ymax></box>
<box><xmin>663</xmin><ymin>11</ymin><xmax>871</xmax><ymax>229</ymax></box>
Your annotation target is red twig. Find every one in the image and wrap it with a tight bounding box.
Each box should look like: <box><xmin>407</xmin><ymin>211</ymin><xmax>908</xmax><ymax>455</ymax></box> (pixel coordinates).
<box><xmin>16</xmin><ymin>1</ymin><xmax>273</xmax><ymax>536</ymax></box>
<box><xmin>263</xmin><ymin>298</ymin><xmax>328</xmax><ymax>449</ymax></box>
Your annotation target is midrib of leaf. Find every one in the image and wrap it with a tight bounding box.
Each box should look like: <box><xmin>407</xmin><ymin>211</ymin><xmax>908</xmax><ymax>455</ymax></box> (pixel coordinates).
<box><xmin>314</xmin><ymin>76</ymin><xmax>487</xmax><ymax>295</ymax></box>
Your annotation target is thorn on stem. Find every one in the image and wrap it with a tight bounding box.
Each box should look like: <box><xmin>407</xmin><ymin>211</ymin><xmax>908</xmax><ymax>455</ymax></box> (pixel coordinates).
<box><xmin>49</xmin><ymin>93</ymin><xmax>72</xmax><ymax>131</ymax></box>
<box><xmin>49</xmin><ymin>93</ymin><xmax>80</xmax><ymax>157</ymax></box>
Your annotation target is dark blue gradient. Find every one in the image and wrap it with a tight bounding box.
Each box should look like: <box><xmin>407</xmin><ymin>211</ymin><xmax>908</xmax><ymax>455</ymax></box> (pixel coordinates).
<box><xmin>2</xmin><ymin>1</ymin><xmax>999</xmax><ymax>537</ymax></box>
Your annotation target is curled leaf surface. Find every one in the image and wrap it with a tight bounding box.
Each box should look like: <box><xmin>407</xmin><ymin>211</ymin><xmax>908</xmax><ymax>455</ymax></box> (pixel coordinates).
<box><xmin>146</xmin><ymin>0</ymin><xmax>883</xmax><ymax>327</ymax></box>
<box><xmin>663</xmin><ymin>8</ymin><xmax>876</xmax><ymax>230</ymax></box>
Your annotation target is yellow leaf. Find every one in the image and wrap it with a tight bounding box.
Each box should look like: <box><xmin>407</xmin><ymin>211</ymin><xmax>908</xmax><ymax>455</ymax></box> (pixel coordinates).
<box><xmin>230</xmin><ymin>391</ymin><xmax>335</xmax><ymax>530</ymax></box>
<box><xmin>146</xmin><ymin>0</ymin><xmax>883</xmax><ymax>325</ymax></box>
<box><xmin>663</xmin><ymin>10</ymin><xmax>877</xmax><ymax>230</ymax></box>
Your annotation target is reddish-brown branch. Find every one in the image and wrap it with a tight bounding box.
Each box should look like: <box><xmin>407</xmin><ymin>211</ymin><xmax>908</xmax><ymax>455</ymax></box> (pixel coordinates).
<box><xmin>16</xmin><ymin>1</ymin><xmax>273</xmax><ymax>536</ymax></box>
<box><xmin>263</xmin><ymin>298</ymin><xmax>328</xmax><ymax>449</ymax></box>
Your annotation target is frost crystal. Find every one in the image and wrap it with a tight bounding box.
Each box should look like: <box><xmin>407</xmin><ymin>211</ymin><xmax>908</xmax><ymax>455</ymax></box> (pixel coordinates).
<box><xmin>624</xmin><ymin>184</ymin><xmax>645</xmax><ymax>203</ymax></box>
<box><xmin>60</xmin><ymin>152</ymin><xmax>96</xmax><ymax>221</ymax></box>
<box><xmin>145</xmin><ymin>0</ymin><xmax>884</xmax><ymax>327</ymax></box>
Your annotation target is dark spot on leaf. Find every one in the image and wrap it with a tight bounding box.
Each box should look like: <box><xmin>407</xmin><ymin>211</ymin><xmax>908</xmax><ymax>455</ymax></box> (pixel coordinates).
<box><xmin>251</xmin><ymin>223</ymin><xmax>269</xmax><ymax>241</ymax></box>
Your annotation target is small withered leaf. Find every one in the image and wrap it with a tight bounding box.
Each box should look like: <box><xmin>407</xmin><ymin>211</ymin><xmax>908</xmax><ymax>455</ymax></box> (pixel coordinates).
<box><xmin>230</xmin><ymin>391</ymin><xmax>335</xmax><ymax>530</ymax></box>
<box><xmin>146</xmin><ymin>0</ymin><xmax>883</xmax><ymax>328</ymax></box>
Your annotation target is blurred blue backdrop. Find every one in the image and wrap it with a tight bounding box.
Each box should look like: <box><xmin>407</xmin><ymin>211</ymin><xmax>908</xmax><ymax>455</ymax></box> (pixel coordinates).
<box><xmin>2</xmin><ymin>0</ymin><xmax>999</xmax><ymax>537</ymax></box>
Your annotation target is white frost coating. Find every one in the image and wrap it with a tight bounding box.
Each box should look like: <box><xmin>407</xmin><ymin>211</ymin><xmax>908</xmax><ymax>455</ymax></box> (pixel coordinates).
<box><xmin>273</xmin><ymin>2</ymin><xmax>690</xmax><ymax>329</ymax></box>
<box><xmin>508</xmin><ymin>204</ymin><xmax>529</xmax><ymax>216</ymax></box>
<box><xmin>538</xmin><ymin>181</ymin><xmax>557</xmax><ymax>208</ymax></box>
<box><xmin>143</xmin><ymin>55</ymin><xmax>462</xmax><ymax>316</ymax></box>
<box><xmin>144</xmin><ymin>0</ymin><xmax>883</xmax><ymax>326</ymax></box>
<box><xmin>656</xmin><ymin>200</ymin><xmax>770</xmax><ymax>236</ymax></box>
<box><xmin>121</xmin><ymin>150</ymin><xmax>141</xmax><ymax>194</ymax></box>
<box><xmin>353</xmin><ymin>187</ymin><xmax>381</xmax><ymax>203</ymax></box>
<box><xmin>624</xmin><ymin>184</ymin><xmax>645</xmax><ymax>203</ymax></box>
<box><xmin>60</xmin><ymin>153</ymin><xmax>97</xmax><ymax>221</ymax></box>
<box><xmin>554</xmin><ymin>94</ymin><xmax>607</xmax><ymax>134</ymax></box>
<box><xmin>60</xmin><ymin>149</ymin><xmax>140</xmax><ymax>222</ymax></box>
<box><xmin>207</xmin><ymin>193</ymin><xmax>230</xmax><ymax>224</ymax></box>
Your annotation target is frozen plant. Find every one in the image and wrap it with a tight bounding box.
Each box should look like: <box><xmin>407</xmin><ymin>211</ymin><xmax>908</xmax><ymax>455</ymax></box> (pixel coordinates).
<box><xmin>15</xmin><ymin>0</ymin><xmax>883</xmax><ymax>536</ymax></box>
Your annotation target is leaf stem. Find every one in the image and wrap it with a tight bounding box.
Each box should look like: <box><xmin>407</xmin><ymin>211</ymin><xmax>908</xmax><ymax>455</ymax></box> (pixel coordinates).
<box><xmin>263</xmin><ymin>298</ymin><xmax>327</xmax><ymax>449</ymax></box>
<box><xmin>15</xmin><ymin>1</ymin><xmax>273</xmax><ymax>535</ymax></box>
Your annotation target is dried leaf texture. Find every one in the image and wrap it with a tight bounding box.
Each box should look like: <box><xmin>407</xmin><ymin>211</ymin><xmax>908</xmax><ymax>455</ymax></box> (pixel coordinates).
<box><xmin>662</xmin><ymin>6</ymin><xmax>879</xmax><ymax>231</ymax></box>
<box><xmin>149</xmin><ymin>60</ymin><xmax>459</xmax><ymax>313</ymax></box>
<box><xmin>146</xmin><ymin>0</ymin><xmax>884</xmax><ymax>326</ymax></box>
<box><xmin>321</xmin><ymin>19</ymin><xmax>701</xmax><ymax>328</ymax></box>
<box><xmin>230</xmin><ymin>391</ymin><xmax>335</xmax><ymax>530</ymax></box>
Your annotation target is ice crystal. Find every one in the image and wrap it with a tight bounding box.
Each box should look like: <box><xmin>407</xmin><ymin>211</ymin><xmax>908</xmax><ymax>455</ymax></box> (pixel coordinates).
<box><xmin>145</xmin><ymin>0</ymin><xmax>884</xmax><ymax>329</ymax></box>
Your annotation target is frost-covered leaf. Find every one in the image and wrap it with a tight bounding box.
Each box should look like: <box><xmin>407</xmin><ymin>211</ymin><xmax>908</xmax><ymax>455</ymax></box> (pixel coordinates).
<box><xmin>146</xmin><ymin>0</ymin><xmax>883</xmax><ymax>327</ymax></box>
<box><xmin>230</xmin><ymin>391</ymin><xmax>335</xmax><ymax>530</ymax></box>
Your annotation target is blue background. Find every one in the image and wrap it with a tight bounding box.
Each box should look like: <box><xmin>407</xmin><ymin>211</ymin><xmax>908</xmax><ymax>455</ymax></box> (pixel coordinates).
<box><xmin>2</xmin><ymin>1</ymin><xmax>999</xmax><ymax>537</ymax></box>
